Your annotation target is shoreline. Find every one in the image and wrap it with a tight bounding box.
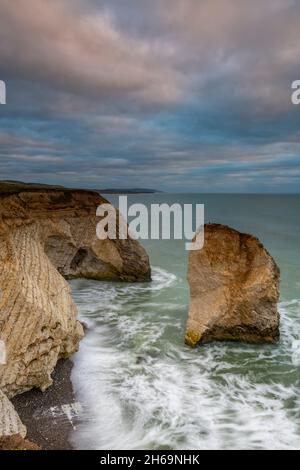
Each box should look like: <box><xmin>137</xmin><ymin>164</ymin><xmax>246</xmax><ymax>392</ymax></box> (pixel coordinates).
<box><xmin>12</xmin><ymin>359</ymin><xmax>78</xmax><ymax>450</ymax></box>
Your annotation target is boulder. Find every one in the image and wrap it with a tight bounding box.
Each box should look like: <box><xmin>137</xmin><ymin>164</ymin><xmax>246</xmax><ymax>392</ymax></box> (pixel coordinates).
<box><xmin>0</xmin><ymin>390</ymin><xmax>26</xmax><ymax>439</ymax></box>
<box><xmin>185</xmin><ymin>224</ymin><xmax>280</xmax><ymax>347</ymax></box>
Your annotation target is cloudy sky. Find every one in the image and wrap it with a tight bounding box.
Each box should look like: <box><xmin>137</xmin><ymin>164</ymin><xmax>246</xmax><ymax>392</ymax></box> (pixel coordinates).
<box><xmin>0</xmin><ymin>0</ymin><xmax>300</xmax><ymax>192</ymax></box>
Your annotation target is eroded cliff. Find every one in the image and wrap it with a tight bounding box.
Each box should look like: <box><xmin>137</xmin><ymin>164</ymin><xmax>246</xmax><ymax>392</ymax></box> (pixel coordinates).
<box><xmin>0</xmin><ymin>183</ymin><xmax>151</xmax><ymax>399</ymax></box>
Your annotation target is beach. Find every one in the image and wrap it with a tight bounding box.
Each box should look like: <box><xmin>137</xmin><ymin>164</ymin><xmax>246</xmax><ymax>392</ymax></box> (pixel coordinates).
<box><xmin>12</xmin><ymin>359</ymin><xmax>77</xmax><ymax>450</ymax></box>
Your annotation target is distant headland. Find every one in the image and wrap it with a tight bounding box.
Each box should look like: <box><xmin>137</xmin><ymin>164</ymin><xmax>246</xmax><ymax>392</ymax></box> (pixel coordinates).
<box><xmin>0</xmin><ymin>181</ymin><xmax>162</xmax><ymax>195</ymax></box>
<box><xmin>95</xmin><ymin>188</ymin><xmax>163</xmax><ymax>194</ymax></box>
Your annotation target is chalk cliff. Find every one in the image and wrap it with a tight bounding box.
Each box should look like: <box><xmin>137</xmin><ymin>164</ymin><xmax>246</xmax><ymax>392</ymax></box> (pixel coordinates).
<box><xmin>0</xmin><ymin>182</ymin><xmax>151</xmax><ymax>399</ymax></box>
<box><xmin>186</xmin><ymin>224</ymin><xmax>280</xmax><ymax>347</ymax></box>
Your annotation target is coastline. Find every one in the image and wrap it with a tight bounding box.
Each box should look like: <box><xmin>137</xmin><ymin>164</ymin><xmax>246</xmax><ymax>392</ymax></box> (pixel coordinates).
<box><xmin>12</xmin><ymin>359</ymin><xmax>78</xmax><ymax>450</ymax></box>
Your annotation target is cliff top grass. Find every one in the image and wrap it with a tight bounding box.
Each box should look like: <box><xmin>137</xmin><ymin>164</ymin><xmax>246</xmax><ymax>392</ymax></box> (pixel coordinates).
<box><xmin>0</xmin><ymin>180</ymin><xmax>98</xmax><ymax>196</ymax></box>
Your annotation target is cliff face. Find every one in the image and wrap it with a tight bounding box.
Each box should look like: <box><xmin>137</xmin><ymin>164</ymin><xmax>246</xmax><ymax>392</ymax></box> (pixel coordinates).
<box><xmin>0</xmin><ymin>184</ymin><xmax>151</xmax><ymax>398</ymax></box>
<box><xmin>186</xmin><ymin>224</ymin><xmax>280</xmax><ymax>347</ymax></box>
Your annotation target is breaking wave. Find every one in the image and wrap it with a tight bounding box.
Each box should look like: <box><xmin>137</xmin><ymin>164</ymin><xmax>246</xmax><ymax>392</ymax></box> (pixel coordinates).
<box><xmin>70</xmin><ymin>269</ymin><xmax>300</xmax><ymax>450</ymax></box>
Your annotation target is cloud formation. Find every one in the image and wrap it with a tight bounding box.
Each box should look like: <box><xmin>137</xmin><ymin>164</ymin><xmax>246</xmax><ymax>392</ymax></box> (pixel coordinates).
<box><xmin>0</xmin><ymin>0</ymin><xmax>181</xmax><ymax>104</ymax></box>
<box><xmin>0</xmin><ymin>0</ymin><xmax>300</xmax><ymax>191</ymax></box>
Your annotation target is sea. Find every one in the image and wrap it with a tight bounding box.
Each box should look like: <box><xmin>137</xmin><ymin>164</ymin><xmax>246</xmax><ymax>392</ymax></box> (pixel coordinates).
<box><xmin>69</xmin><ymin>194</ymin><xmax>300</xmax><ymax>450</ymax></box>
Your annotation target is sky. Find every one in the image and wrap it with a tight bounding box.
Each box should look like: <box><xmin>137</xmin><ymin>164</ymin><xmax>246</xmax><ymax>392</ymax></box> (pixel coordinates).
<box><xmin>0</xmin><ymin>0</ymin><xmax>300</xmax><ymax>192</ymax></box>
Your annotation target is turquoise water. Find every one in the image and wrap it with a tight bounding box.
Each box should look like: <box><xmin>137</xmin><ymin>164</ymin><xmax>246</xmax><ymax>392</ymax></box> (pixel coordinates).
<box><xmin>70</xmin><ymin>195</ymin><xmax>300</xmax><ymax>450</ymax></box>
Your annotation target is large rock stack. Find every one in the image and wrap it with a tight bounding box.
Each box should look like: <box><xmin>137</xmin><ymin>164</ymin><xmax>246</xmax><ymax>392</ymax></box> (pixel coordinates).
<box><xmin>186</xmin><ymin>224</ymin><xmax>280</xmax><ymax>347</ymax></box>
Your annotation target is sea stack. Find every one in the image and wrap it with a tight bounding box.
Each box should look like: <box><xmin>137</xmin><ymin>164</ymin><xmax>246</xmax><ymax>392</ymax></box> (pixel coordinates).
<box><xmin>0</xmin><ymin>182</ymin><xmax>151</xmax><ymax>399</ymax></box>
<box><xmin>185</xmin><ymin>224</ymin><xmax>280</xmax><ymax>347</ymax></box>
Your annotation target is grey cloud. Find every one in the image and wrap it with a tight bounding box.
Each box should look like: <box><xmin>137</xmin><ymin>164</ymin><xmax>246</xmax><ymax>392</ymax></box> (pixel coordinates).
<box><xmin>0</xmin><ymin>0</ymin><xmax>182</xmax><ymax>105</ymax></box>
<box><xmin>1</xmin><ymin>0</ymin><xmax>300</xmax><ymax>192</ymax></box>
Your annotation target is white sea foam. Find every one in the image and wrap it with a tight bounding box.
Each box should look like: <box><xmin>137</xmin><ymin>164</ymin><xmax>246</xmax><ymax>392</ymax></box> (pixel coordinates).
<box><xmin>70</xmin><ymin>269</ymin><xmax>300</xmax><ymax>450</ymax></box>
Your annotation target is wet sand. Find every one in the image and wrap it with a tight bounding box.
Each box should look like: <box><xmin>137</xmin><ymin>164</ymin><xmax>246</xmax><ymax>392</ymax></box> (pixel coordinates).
<box><xmin>11</xmin><ymin>359</ymin><xmax>79</xmax><ymax>450</ymax></box>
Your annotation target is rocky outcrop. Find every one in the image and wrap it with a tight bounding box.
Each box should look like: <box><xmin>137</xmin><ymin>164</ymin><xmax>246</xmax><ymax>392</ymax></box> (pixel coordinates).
<box><xmin>185</xmin><ymin>224</ymin><xmax>280</xmax><ymax>347</ymax></box>
<box><xmin>0</xmin><ymin>183</ymin><xmax>151</xmax><ymax>399</ymax></box>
